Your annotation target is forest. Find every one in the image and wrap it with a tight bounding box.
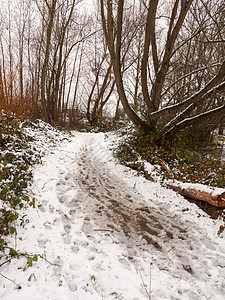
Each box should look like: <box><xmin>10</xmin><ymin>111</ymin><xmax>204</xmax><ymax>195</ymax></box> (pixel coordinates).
<box><xmin>0</xmin><ymin>1</ymin><xmax>225</xmax><ymax>298</ymax></box>
<box><xmin>1</xmin><ymin>0</ymin><xmax>224</xmax><ymax>194</ymax></box>
<box><xmin>0</xmin><ymin>0</ymin><xmax>224</xmax><ymax>132</ymax></box>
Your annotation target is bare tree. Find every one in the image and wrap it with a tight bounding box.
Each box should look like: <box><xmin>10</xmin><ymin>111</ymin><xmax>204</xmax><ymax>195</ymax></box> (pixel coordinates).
<box><xmin>100</xmin><ymin>0</ymin><xmax>225</xmax><ymax>139</ymax></box>
<box><xmin>85</xmin><ymin>28</ymin><xmax>115</xmax><ymax>126</ymax></box>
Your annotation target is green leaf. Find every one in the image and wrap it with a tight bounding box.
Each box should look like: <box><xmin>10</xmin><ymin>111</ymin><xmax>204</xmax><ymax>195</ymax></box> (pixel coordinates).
<box><xmin>11</xmin><ymin>214</ymin><xmax>18</xmax><ymax>221</ymax></box>
<box><xmin>10</xmin><ymin>226</ymin><xmax>16</xmax><ymax>234</ymax></box>
<box><xmin>32</xmin><ymin>255</ymin><xmax>38</xmax><ymax>262</ymax></box>
<box><xmin>9</xmin><ymin>249</ymin><xmax>16</xmax><ymax>257</ymax></box>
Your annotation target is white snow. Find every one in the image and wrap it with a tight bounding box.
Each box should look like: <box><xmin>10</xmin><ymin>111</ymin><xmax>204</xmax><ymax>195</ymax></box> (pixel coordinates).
<box><xmin>1</xmin><ymin>129</ymin><xmax>225</xmax><ymax>300</ymax></box>
<box><xmin>166</xmin><ymin>180</ymin><xmax>225</xmax><ymax>197</ymax></box>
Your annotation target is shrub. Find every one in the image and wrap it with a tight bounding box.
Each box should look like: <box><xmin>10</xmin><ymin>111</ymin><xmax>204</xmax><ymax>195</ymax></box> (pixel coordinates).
<box><xmin>0</xmin><ymin>111</ymin><xmax>41</xmax><ymax>259</ymax></box>
<box><xmin>114</xmin><ymin>128</ymin><xmax>225</xmax><ymax>188</ymax></box>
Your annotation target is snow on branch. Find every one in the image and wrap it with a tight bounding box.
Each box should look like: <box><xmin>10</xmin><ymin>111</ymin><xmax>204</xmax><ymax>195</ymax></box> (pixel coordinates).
<box><xmin>149</xmin><ymin>60</ymin><xmax>225</xmax><ymax>120</ymax></box>
<box><xmin>163</xmin><ymin>80</ymin><xmax>225</xmax><ymax>131</ymax></box>
<box><xmin>165</xmin><ymin>104</ymin><xmax>225</xmax><ymax>138</ymax></box>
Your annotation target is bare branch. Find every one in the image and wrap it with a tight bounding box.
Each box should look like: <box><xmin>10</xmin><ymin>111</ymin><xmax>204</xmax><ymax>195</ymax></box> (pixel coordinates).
<box><xmin>165</xmin><ymin>104</ymin><xmax>225</xmax><ymax>139</ymax></box>
<box><xmin>150</xmin><ymin>60</ymin><xmax>225</xmax><ymax>120</ymax></box>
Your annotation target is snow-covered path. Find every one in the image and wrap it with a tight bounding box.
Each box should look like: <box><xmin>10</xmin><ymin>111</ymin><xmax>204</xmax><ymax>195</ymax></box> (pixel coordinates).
<box><xmin>1</xmin><ymin>132</ymin><xmax>225</xmax><ymax>300</ymax></box>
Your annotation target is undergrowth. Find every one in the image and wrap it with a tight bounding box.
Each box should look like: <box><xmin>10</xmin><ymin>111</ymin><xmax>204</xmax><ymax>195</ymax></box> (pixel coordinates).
<box><xmin>114</xmin><ymin>127</ymin><xmax>225</xmax><ymax>232</ymax></box>
<box><xmin>115</xmin><ymin>127</ymin><xmax>225</xmax><ymax>188</ymax></box>
<box><xmin>0</xmin><ymin>112</ymin><xmax>71</xmax><ymax>272</ymax></box>
<box><xmin>77</xmin><ymin>117</ymin><xmax>128</xmax><ymax>133</ymax></box>
<box><xmin>0</xmin><ymin>111</ymin><xmax>41</xmax><ymax>264</ymax></box>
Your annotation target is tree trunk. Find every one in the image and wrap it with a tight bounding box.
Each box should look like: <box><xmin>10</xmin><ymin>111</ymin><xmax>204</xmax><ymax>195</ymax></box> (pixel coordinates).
<box><xmin>167</xmin><ymin>182</ymin><xmax>225</xmax><ymax>208</ymax></box>
<box><xmin>219</xmin><ymin>126</ymin><xmax>224</xmax><ymax>135</ymax></box>
<box><xmin>40</xmin><ymin>0</ymin><xmax>57</xmax><ymax>123</ymax></box>
<box><xmin>101</xmin><ymin>0</ymin><xmax>150</xmax><ymax>132</ymax></box>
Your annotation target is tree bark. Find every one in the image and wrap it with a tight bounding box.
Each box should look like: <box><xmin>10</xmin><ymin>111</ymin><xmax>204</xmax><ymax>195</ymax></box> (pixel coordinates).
<box><xmin>150</xmin><ymin>0</ymin><xmax>194</xmax><ymax>110</ymax></box>
<box><xmin>40</xmin><ymin>0</ymin><xmax>57</xmax><ymax>123</ymax></box>
<box><xmin>141</xmin><ymin>0</ymin><xmax>159</xmax><ymax>115</ymax></box>
<box><xmin>100</xmin><ymin>0</ymin><xmax>150</xmax><ymax>132</ymax></box>
<box><xmin>167</xmin><ymin>182</ymin><xmax>225</xmax><ymax>208</ymax></box>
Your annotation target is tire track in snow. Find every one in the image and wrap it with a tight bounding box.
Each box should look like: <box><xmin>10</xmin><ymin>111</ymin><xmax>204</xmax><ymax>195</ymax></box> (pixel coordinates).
<box><xmin>75</xmin><ymin>141</ymin><xmax>225</xmax><ymax>297</ymax></box>
<box><xmin>78</xmin><ymin>147</ymin><xmax>180</xmax><ymax>250</ymax></box>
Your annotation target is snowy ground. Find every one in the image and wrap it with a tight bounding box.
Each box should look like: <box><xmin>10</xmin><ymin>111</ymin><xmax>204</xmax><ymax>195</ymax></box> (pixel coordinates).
<box><xmin>1</xmin><ymin>130</ymin><xmax>225</xmax><ymax>300</ymax></box>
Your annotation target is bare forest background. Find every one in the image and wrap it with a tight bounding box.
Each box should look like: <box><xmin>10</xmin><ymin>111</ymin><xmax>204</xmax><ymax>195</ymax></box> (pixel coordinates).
<box><xmin>0</xmin><ymin>0</ymin><xmax>224</xmax><ymax>139</ymax></box>
<box><xmin>1</xmin><ymin>0</ymin><xmax>225</xmax><ymax>285</ymax></box>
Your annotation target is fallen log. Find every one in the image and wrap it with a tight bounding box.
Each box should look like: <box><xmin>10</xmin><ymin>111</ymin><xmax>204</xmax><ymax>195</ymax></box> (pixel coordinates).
<box><xmin>166</xmin><ymin>181</ymin><xmax>225</xmax><ymax>208</ymax></box>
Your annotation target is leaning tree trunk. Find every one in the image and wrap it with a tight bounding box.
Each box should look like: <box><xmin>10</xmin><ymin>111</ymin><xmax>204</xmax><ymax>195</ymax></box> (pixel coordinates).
<box><xmin>167</xmin><ymin>182</ymin><xmax>225</xmax><ymax>208</ymax></box>
<box><xmin>100</xmin><ymin>0</ymin><xmax>150</xmax><ymax>132</ymax></box>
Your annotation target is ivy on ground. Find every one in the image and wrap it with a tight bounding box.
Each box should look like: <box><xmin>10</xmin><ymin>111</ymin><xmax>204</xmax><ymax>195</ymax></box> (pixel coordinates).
<box><xmin>115</xmin><ymin>128</ymin><xmax>225</xmax><ymax>188</ymax></box>
<box><xmin>114</xmin><ymin>127</ymin><xmax>225</xmax><ymax>233</ymax></box>
<box><xmin>0</xmin><ymin>111</ymin><xmax>41</xmax><ymax>260</ymax></box>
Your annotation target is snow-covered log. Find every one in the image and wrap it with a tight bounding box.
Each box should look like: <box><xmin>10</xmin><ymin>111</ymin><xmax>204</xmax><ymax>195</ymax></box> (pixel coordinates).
<box><xmin>167</xmin><ymin>181</ymin><xmax>225</xmax><ymax>208</ymax></box>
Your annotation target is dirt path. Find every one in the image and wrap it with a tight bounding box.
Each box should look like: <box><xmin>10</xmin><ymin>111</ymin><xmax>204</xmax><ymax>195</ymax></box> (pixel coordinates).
<box><xmin>2</xmin><ymin>132</ymin><xmax>225</xmax><ymax>300</ymax></box>
<box><xmin>76</xmin><ymin>142</ymin><xmax>225</xmax><ymax>288</ymax></box>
